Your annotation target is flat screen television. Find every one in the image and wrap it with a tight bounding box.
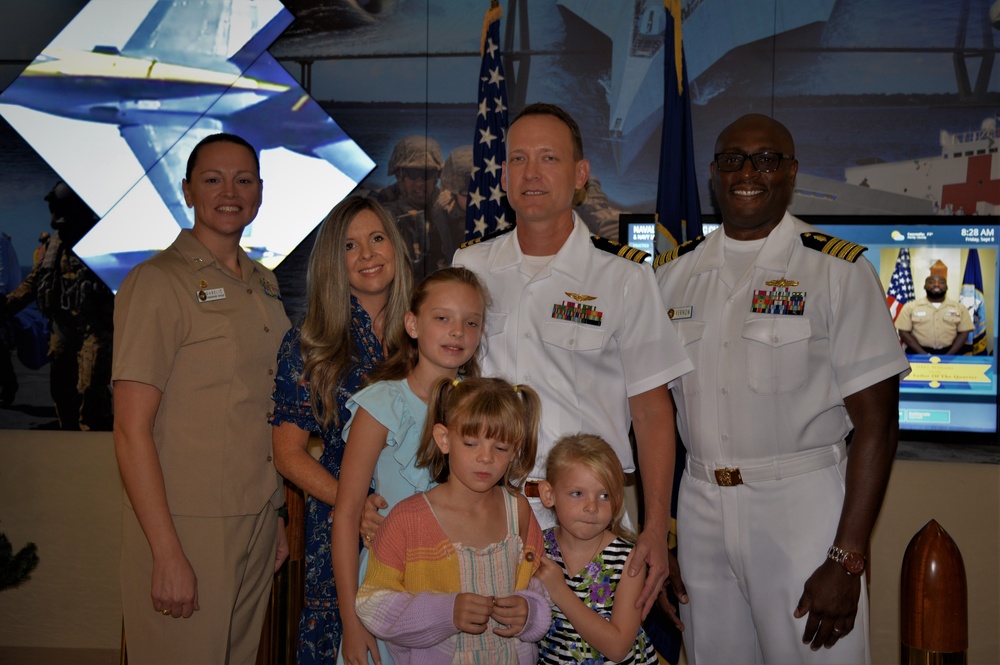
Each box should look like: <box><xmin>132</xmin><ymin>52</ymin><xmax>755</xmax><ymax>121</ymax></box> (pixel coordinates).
<box><xmin>689</xmin><ymin>214</ymin><xmax>999</xmax><ymax>444</ymax></box>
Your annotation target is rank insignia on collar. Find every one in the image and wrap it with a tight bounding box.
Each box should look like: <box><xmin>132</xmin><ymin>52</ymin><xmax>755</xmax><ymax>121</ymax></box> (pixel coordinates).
<box><xmin>765</xmin><ymin>278</ymin><xmax>800</xmax><ymax>287</ymax></box>
<box><xmin>565</xmin><ymin>292</ymin><xmax>596</xmax><ymax>302</ymax></box>
<box><xmin>751</xmin><ymin>287</ymin><xmax>806</xmax><ymax>315</ymax></box>
<box><xmin>260</xmin><ymin>277</ymin><xmax>282</xmax><ymax>300</ymax></box>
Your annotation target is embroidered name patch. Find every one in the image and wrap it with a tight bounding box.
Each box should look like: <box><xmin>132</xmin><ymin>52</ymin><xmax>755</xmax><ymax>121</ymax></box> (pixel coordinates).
<box><xmin>552</xmin><ymin>300</ymin><xmax>603</xmax><ymax>326</ymax></box>
<box><xmin>750</xmin><ymin>287</ymin><xmax>805</xmax><ymax>315</ymax></box>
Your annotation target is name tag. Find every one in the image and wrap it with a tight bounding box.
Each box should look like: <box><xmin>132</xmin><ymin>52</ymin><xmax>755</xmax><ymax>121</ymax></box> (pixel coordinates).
<box><xmin>197</xmin><ymin>288</ymin><xmax>226</xmax><ymax>303</ymax></box>
<box><xmin>668</xmin><ymin>306</ymin><xmax>693</xmax><ymax>320</ymax></box>
<box><xmin>914</xmin><ymin>311</ymin><xmax>927</xmax><ymax>317</ymax></box>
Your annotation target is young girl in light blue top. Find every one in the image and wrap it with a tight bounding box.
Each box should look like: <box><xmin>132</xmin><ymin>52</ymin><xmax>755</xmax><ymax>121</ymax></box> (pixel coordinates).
<box><xmin>332</xmin><ymin>266</ymin><xmax>489</xmax><ymax>665</ymax></box>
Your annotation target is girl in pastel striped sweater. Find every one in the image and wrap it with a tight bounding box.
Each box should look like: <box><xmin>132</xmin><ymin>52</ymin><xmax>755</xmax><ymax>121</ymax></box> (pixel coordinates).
<box><xmin>356</xmin><ymin>377</ymin><xmax>551</xmax><ymax>664</ymax></box>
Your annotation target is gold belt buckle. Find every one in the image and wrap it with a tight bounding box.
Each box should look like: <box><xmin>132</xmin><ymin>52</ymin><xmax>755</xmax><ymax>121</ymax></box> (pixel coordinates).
<box><xmin>714</xmin><ymin>467</ymin><xmax>743</xmax><ymax>486</ymax></box>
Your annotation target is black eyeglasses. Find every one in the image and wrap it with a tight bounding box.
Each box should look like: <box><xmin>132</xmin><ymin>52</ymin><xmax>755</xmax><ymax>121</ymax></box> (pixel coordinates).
<box><xmin>714</xmin><ymin>151</ymin><xmax>795</xmax><ymax>173</ymax></box>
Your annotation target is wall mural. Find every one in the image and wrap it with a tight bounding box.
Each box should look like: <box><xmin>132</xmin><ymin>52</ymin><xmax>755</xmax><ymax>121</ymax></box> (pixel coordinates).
<box><xmin>0</xmin><ymin>0</ymin><xmax>997</xmax><ymax>429</ymax></box>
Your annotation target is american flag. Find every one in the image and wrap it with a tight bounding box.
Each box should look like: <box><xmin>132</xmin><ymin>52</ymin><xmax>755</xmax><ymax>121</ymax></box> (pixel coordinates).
<box><xmin>465</xmin><ymin>2</ymin><xmax>510</xmax><ymax>241</ymax></box>
<box><xmin>886</xmin><ymin>248</ymin><xmax>915</xmax><ymax>321</ymax></box>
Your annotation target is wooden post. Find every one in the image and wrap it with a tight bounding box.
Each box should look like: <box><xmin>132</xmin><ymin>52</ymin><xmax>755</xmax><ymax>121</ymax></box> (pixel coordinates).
<box><xmin>900</xmin><ymin>519</ymin><xmax>968</xmax><ymax>665</ymax></box>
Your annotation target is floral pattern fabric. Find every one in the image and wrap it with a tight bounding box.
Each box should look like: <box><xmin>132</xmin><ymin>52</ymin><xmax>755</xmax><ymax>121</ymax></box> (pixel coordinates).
<box><xmin>269</xmin><ymin>297</ymin><xmax>383</xmax><ymax>665</ymax></box>
<box><xmin>538</xmin><ymin>528</ymin><xmax>657</xmax><ymax>665</ymax></box>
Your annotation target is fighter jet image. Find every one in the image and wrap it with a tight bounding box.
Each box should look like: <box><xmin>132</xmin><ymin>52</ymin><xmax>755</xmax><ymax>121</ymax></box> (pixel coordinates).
<box><xmin>0</xmin><ymin>0</ymin><xmax>375</xmax><ymax>291</ymax></box>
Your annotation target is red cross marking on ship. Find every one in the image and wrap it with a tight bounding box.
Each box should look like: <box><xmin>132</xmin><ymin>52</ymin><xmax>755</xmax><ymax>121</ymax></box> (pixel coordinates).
<box><xmin>940</xmin><ymin>154</ymin><xmax>1000</xmax><ymax>213</ymax></box>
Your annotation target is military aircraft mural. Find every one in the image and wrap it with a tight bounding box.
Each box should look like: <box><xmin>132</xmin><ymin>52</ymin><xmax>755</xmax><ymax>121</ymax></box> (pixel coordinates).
<box><xmin>0</xmin><ymin>0</ymin><xmax>375</xmax><ymax>292</ymax></box>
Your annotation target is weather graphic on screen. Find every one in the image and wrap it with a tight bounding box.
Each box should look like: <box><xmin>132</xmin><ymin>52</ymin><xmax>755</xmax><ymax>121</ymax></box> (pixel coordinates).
<box><xmin>0</xmin><ymin>0</ymin><xmax>375</xmax><ymax>292</ymax></box>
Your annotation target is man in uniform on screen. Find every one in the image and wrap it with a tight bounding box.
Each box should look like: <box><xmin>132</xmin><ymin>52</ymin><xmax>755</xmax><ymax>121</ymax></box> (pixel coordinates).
<box><xmin>895</xmin><ymin>274</ymin><xmax>974</xmax><ymax>355</ymax></box>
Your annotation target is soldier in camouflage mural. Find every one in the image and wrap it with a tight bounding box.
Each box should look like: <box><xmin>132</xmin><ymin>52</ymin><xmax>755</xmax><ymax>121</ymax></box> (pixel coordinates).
<box><xmin>3</xmin><ymin>182</ymin><xmax>114</xmax><ymax>430</ymax></box>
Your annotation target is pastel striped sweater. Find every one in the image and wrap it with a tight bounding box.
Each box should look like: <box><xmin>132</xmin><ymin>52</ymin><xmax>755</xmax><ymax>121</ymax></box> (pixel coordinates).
<box><xmin>356</xmin><ymin>491</ymin><xmax>551</xmax><ymax>664</ymax></box>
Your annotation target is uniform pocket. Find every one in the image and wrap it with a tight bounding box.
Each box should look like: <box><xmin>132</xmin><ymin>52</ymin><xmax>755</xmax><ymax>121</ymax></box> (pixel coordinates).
<box><xmin>674</xmin><ymin>320</ymin><xmax>705</xmax><ymax>395</ymax></box>
<box><xmin>741</xmin><ymin>317</ymin><xmax>811</xmax><ymax>394</ymax></box>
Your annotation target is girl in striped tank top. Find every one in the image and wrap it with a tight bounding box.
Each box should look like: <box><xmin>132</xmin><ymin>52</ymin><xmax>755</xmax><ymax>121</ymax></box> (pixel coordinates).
<box><xmin>535</xmin><ymin>434</ymin><xmax>658</xmax><ymax>664</ymax></box>
<box><xmin>355</xmin><ymin>377</ymin><xmax>552</xmax><ymax>664</ymax></box>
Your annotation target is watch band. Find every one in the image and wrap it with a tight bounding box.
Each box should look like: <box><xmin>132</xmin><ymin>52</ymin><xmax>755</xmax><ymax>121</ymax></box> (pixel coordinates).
<box><xmin>827</xmin><ymin>545</ymin><xmax>866</xmax><ymax>575</ymax></box>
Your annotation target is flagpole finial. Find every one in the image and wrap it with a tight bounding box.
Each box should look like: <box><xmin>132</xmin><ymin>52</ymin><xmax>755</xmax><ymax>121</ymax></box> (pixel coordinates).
<box><xmin>481</xmin><ymin>1</ymin><xmax>503</xmax><ymax>56</ymax></box>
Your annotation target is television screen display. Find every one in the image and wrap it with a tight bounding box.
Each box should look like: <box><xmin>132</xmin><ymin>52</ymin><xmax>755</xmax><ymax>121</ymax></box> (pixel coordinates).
<box><xmin>618</xmin><ymin>214</ymin><xmax>655</xmax><ymax>263</ymax></box>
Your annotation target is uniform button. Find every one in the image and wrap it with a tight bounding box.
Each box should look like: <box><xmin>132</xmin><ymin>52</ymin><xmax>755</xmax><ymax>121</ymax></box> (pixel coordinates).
<box><xmin>264</xmin><ymin>326</ymin><xmax>270</xmax><ymax>332</ymax></box>
<box><xmin>267</xmin><ymin>455</ymin><xmax>272</xmax><ymax>462</ymax></box>
<box><xmin>267</xmin><ymin>369</ymin><xmax>274</xmax><ymax>376</ymax></box>
<box><xmin>721</xmin><ymin>434</ymin><xmax>729</xmax><ymax>442</ymax></box>
<box><xmin>772</xmin><ymin>336</ymin><xmax>780</xmax><ymax>343</ymax></box>
<box><xmin>524</xmin><ymin>332</ymin><xmax>531</xmax><ymax>339</ymax></box>
<box><xmin>247</xmin><ymin>288</ymin><xmax>253</xmax><ymax>294</ymax></box>
<box><xmin>722</xmin><ymin>341</ymin><xmax>729</xmax><ymax>348</ymax></box>
<box><xmin>568</xmin><ymin>339</ymin><xmax>575</xmax><ymax>346</ymax></box>
<box><xmin>721</xmin><ymin>387</ymin><xmax>728</xmax><ymax>395</ymax></box>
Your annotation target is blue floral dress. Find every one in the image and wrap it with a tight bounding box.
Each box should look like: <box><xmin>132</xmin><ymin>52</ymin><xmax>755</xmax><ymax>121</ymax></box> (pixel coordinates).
<box><xmin>538</xmin><ymin>528</ymin><xmax>658</xmax><ymax>664</ymax></box>
<box><xmin>269</xmin><ymin>297</ymin><xmax>383</xmax><ymax>665</ymax></box>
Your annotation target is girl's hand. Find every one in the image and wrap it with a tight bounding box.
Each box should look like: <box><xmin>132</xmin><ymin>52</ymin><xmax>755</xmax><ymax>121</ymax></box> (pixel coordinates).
<box><xmin>534</xmin><ymin>554</ymin><xmax>566</xmax><ymax>595</ymax></box>
<box><xmin>453</xmin><ymin>592</ymin><xmax>494</xmax><ymax>634</ymax></box>
<box><xmin>340</xmin><ymin>617</ymin><xmax>381</xmax><ymax>665</ymax></box>
<box><xmin>491</xmin><ymin>594</ymin><xmax>528</xmax><ymax>637</ymax></box>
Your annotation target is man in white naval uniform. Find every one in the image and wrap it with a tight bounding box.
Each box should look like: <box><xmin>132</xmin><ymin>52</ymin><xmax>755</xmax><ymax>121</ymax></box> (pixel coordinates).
<box><xmin>655</xmin><ymin>114</ymin><xmax>909</xmax><ymax>664</ymax></box>
<box><xmin>454</xmin><ymin>103</ymin><xmax>693</xmax><ymax>615</ymax></box>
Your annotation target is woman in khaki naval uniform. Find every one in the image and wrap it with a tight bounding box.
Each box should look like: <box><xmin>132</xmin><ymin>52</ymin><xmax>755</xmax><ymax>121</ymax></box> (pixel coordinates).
<box><xmin>113</xmin><ymin>134</ymin><xmax>291</xmax><ymax>664</ymax></box>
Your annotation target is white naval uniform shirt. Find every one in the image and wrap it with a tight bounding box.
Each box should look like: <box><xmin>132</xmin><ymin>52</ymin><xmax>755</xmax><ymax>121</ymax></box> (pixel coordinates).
<box><xmin>454</xmin><ymin>213</ymin><xmax>692</xmax><ymax>477</ymax></box>
<box><xmin>655</xmin><ymin>212</ymin><xmax>910</xmax><ymax>466</ymax></box>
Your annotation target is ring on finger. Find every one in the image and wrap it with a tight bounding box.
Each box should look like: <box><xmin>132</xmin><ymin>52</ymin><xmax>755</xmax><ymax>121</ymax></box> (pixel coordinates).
<box><xmin>161</xmin><ymin>609</ymin><xmax>171</xmax><ymax>615</ymax></box>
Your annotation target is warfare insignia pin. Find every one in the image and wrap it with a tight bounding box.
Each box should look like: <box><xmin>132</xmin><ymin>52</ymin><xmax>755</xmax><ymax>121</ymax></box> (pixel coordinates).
<box><xmin>565</xmin><ymin>292</ymin><xmax>596</xmax><ymax>302</ymax></box>
<box><xmin>765</xmin><ymin>278</ymin><xmax>800</xmax><ymax>288</ymax></box>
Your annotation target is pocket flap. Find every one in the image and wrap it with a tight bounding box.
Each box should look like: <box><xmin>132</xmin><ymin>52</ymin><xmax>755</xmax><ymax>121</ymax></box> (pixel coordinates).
<box><xmin>741</xmin><ymin>317</ymin><xmax>811</xmax><ymax>348</ymax></box>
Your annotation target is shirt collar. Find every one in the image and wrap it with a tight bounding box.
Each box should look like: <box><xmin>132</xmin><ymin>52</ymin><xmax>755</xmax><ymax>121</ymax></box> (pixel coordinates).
<box><xmin>173</xmin><ymin>228</ymin><xmax>256</xmax><ymax>282</ymax></box>
<box><xmin>491</xmin><ymin>212</ymin><xmax>591</xmax><ymax>282</ymax></box>
<box><xmin>691</xmin><ymin>210</ymin><xmax>796</xmax><ymax>276</ymax></box>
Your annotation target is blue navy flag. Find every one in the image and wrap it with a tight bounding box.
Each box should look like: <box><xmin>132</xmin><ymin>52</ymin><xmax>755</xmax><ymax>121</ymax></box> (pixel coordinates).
<box><xmin>465</xmin><ymin>2</ymin><xmax>511</xmax><ymax>241</ymax></box>
<box><xmin>960</xmin><ymin>248</ymin><xmax>988</xmax><ymax>355</ymax></box>
<box><xmin>886</xmin><ymin>248</ymin><xmax>915</xmax><ymax>322</ymax></box>
<box><xmin>655</xmin><ymin>0</ymin><xmax>701</xmax><ymax>253</ymax></box>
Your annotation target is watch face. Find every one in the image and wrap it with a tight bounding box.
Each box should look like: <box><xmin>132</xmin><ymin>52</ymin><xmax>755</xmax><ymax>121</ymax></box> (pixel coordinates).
<box><xmin>844</xmin><ymin>551</ymin><xmax>865</xmax><ymax>575</ymax></box>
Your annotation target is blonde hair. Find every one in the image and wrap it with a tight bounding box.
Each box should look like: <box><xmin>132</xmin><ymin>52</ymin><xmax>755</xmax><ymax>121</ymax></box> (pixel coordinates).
<box><xmin>416</xmin><ymin>377</ymin><xmax>540</xmax><ymax>491</ymax></box>
<box><xmin>300</xmin><ymin>196</ymin><xmax>413</xmax><ymax>429</ymax></box>
<box><xmin>545</xmin><ymin>433</ymin><xmax>634</xmax><ymax>540</ymax></box>
<box><xmin>368</xmin><ymin>266</ymin><xmax>488</xmax><ymax>383</ymax></box>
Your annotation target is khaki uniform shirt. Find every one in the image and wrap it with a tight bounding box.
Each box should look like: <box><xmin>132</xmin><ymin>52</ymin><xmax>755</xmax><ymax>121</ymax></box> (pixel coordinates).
<box><xmin>895</xmin><ymin>296</ymin><xmax>973</xmax><ymax>349</ymax></box>
<box><xmin>113</xmin><ymin>230</ymin><xmax>290</xmax><ymax>516</ymax></box>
